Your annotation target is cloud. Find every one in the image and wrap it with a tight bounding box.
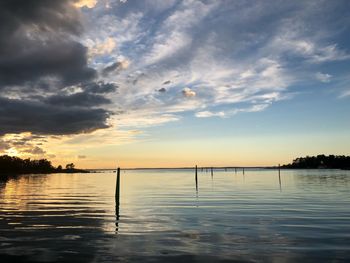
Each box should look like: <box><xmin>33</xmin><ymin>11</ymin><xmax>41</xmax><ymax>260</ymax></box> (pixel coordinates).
<box><xmin>44</xmin><ymin>92</ymin><xmax>112</xmax><ymax>107</ymax></box>
<box><xmin>0</xmin><ymin>0</ymin><xmax>95</xmax><ymax>88</ymax></box>
<box><xmin>0</xmin><ymin>139</ymin><xmax>10</xmax><ymax>151</ymax></box>
<box><xmin>83</xmin><ymin>1</ymin><xmax>301</xmax><ymax>125</ymax></box>
<box><xmin>83</xmin><ymin>82</ymin><xmax>118</xmax><ymax>94</ymax></box>
<box><xmin>182</xmin><ymin>87</ymin><xmax>196</xmax><ymax>98</ymax></box>
<box><xmin>23</xmin><ymin>146</ymin><xmax>46</xmax><ymax>155</ymax></box>
<box><xmin>102</xmin><ymin>59</ymin><xmax>130</xmax><ymax>76</ymax></box>
<box><xmin>92</xmin><ymin>0</ymin><xmax>348</xmax><ymax>125</ymax></box>
<box><xmin>74</xmin><ymin>0</ymin><xmax>98</xmax><ymax>9</ymax></box>
<box><xmin>0</xmin><ymin>42</ymin><xmax>96</xmax><ymax>87</ymax></box>
<box><xmin>116</xmin><ymin>112</ymin><xmax>180</xmax><ymax>128</ymax></box>
<box><xmin>0</xmin><ymin>133</ymin><xmax>51</xmax><ymax>157</ymax></box>
<box><xmin>88</xmin><ymin>37</ymin><xmax>117</xmax><ymax>57</ymax></box>
<box><xmin>195</xmin><ymin>111</ymin><xmax>225</xmax><ymax>118</ymax></box>
<box><xmin>0</xmin><ymin>0</ymin><xmax>116</xmax><ymax>139</ymax></box>
<box><xmin>315</xmin><ymin>72</ymin><xmax>332</xmax><ymax>83</ymax></box>
<box><xmin>339</xmin><ymin>89</ymin><xmax>350</xmax><ymax>98</ymax></box>
<box><xmin>0</xmin><ymin>97</ymin><xmax>111</xmax><ymax>136</ymax></box>
<box><xmin>195</xmin><ymin>104</ymin><xmax>269</xmax><ymax>118</ymax></box>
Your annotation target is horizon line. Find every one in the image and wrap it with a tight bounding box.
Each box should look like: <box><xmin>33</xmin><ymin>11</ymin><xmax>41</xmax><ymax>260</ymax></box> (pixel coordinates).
<box><xmin>87</xmin><ymin>165</ymin><xmax>278</xmax><ymax>170</ymax></box>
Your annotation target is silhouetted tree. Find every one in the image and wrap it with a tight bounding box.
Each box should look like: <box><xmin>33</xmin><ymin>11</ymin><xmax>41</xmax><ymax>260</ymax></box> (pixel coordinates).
<box><xmin>65</xmin><ymin>163</ymin><xmax>75</xmax><ymax>170</ymax></box>
<box><xmin>0</xmin><ymin>155</ymin><xmax>56</xmax><ymax>175</ymax></box>
<box><xmin>0</xmin><ymin>156</ymin><xmax>88</xmax><ymax>178</ymax></box>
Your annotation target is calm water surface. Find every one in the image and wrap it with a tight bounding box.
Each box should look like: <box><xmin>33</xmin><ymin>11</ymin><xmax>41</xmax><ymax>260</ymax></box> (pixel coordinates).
<box><xmin>0</xmin><ymin>169</ymin><xmax>349</xmax><ymax>262</ymax></box>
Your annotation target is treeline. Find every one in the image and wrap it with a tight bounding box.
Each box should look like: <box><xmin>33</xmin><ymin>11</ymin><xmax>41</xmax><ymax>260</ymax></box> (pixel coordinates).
<box><xmin>282</xmin><ymin>155</ymin><xmax>350</xmax><ymax>169</ymax></box>
<box><xmin>0</xmin><ymin>155</ymin><xmax>88</xmax><ymax>176</ymax></box>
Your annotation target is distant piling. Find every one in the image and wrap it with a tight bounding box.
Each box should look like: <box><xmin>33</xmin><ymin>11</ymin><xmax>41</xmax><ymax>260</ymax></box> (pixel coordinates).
<box><xmin>243</xmin><ymin>167</ymin><xmax>245</xmax><ymax>175</ymax></box>
<box><xmin>211</xmin><ymin>167</ymin><xmax>213</xmax><ymax>177</ymax></box>
<box><xmin>278</xmin><ymin>164</ymin><xmax>281</xmax><ymax>176</ymax></box>
<box><xmin>278</xmin><ymin>164</ymin><xmax>281</xmax><ymax>191</ymax></box>
<box><xmin>235</xmin><ymin>167</ymin><xmax>237</xmax><ymax>174</ymax></box>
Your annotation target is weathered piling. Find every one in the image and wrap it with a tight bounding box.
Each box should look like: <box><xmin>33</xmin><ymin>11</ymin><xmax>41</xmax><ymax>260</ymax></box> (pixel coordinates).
<box><xmin>115</xmin><ymin>167</ymin><xmax>120</xmax><ymax>205</ymax></box>
<box><xmin>243</xmin><ymin>167</ymin><xmax>245</xmax><ymax>175</ymax></box>
<box><xmin>235</xmin><ymin>167</ymin><xmax>237</xmax><ymax>173</ymax></box>
<box><xmin>211</xmin><ymin>167</ymin><xmax>213</xmax><ymax>177</ymax></box>
<box><xmin>195</xmin><ymin>165</ymin><xmax>198</xmax><ymax>191</ymax></box>
<box><xmin>115</xmin><ymin>167</ymin><xmax>120</xmax><ymax>233</ymax></box>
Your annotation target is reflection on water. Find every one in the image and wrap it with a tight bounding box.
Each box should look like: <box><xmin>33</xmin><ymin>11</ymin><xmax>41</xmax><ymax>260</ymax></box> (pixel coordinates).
<box><xmin>0</xmin><ymin>169</ymin><xmax>350</xmax><ymax>262</ymax></box>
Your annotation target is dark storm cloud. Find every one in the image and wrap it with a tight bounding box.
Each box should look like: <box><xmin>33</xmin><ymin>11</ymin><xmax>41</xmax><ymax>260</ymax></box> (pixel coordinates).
<box><xmin>0</xmin><ymin>42</ymin><xmax>96</xmax><ymax>87</ymax></box>
<box><xmin>83</xmin><ymin>82</ymin><xmax>118</xmax><ymax>94</ymax></box>
<box><xmin>0</xmin><ymin>0</ymin><xmax>94</xmax><ymax>87</ymax></box>
<box><xmin>0</xmin><ymin>0</ymin><xmax>82</xmax><ymax>36</ymax></box>
<box><xmin>102</xmin><ymin>61</ymin><xmax>129</xmax><ymax>76</ymax></box>
<box><xmin>0</xmin><ymin>0</ymin><xmax>115</xmax><ymax>136</ymax></box>
<box><xmin>45</xmin><ymin>92</ymin><xmax>111</xmax><ymax>107</ymax></box>
<box><xmin>0</xmin><ymin>97</ymin><xmax>111</xmax><ymax>136</ymax></box>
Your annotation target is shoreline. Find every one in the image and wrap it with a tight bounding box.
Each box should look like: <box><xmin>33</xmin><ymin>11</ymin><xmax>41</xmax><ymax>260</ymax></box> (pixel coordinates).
<box><xmin>0</xmin><ymin>169</ymin><xmax>89</xmax><ymax>180</ymax></box>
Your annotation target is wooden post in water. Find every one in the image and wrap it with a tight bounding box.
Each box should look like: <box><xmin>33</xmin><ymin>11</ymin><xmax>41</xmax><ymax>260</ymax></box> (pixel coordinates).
<box><xmin>243</xmin><ymin>167</ymin><xmax>245</xmax><ymax>175</ymax></box>
<box><xmin>115</xmin><ymin>167</ymin><xmax>120</xmax><ymax>233</ymax></box>
<box><xmin>278</xmin><ymin>164</ymin><xmax>281</xmax><ymax>191</ymax></box>
<box><xmin>235</xmin><ymin>167</ymin><xmax>237</xmax><ymax>174</ymax></box>
<box><xmin>211</xmin><ymin>167</ymin><xmax>213</xmax><ymax>177</ymax></box>
<box><xmin>115</xmin><ymin>167</ymin><xmax>120</xmax><ymax>205</ymax></box>
<box><xmin>278</xmin><ymin>164</ymin><xmax>281</xmax><ymax>176</ymax></box>
<box><xmin>195</xmin><ymin>165</ymin><xmax>198</xmax><ymax>191</ymax></box>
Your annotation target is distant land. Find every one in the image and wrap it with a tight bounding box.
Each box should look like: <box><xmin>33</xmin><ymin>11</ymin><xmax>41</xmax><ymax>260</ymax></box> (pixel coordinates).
<box><xmin>281</xmin><ymin>155</ymin><xmax>350</xmax><ymax>170</ymax></box>
<box><xmin>0</xmin><ymin>155</ymin><xmax>88</xmax><ymax>179</ymax></box>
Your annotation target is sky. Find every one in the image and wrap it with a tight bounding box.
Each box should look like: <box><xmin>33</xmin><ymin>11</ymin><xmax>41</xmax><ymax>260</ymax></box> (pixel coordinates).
<box><xmin>0</xmin><ymin>0</ymin><xmax>350</xmax><ymax>168</ymax></box>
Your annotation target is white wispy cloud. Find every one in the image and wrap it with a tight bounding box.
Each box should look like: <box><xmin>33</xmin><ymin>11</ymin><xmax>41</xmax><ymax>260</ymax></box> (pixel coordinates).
<box><xmin>87</xmin><ymin>37</ymin><xmax>117</xmax><ymax>57</ymax></box>
<box><xmin>339</xmin><ymin>89</ymin><xmax>350</xmax><ymax>98</ymax></box>
<box><xmin>315</xmin><ymin>72</ymin><xmax>332</xmax><ymax>83</ymax></box>
<box><xmin>115</xmin><ymin>112</ymin><xmax>180</xmax><ymax>128</ymax></box>
<box><xmin>195</xmin><ymin>111</ymin><xmax>225</xmax><ymax>118</ymax></box>
<box><xmin>195</xmin><ymin>104</ymin><xmax>269</xmax><ymax>118</ymax></box>
<box><xmin>79</xmin><ymin>0</ymin><xmax>350</xmax><ymax>129</ymax></box>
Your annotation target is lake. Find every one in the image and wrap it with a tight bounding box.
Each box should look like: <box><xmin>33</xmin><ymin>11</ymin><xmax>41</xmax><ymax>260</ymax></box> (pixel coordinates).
<box><xmin>0</xmin><ymin>169</ymin><xmax>349</xmax><ymax>262</ymax></box>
